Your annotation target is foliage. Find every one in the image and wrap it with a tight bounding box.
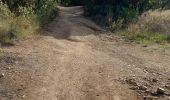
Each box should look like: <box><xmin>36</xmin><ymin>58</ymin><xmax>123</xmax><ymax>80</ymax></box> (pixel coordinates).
<box><xmin>59</xmin><ymin>0</ymin><xmax>82</xmax><ymax>6</ymax></box>
<box><xmin>80</xmin><ymin>0</ymin><xmax>170</xmax><ymax>44</ymax></box>
<box><xmin>120</xmin><ymin>9</ymin><xmax>170</xmax><ymax>45</ymax></box>
<box><xmin>59</xmin><ymin>0</ymin><xmax>169</xmax><ymax>27</ymax></box>
<box><xmin>0</xmin><ymin>2</ymin><xmax>36</xmax><ymax>44</ymax></box>
<box><xmin>0</xmin><ymin>0</ymin><xmax>58</xmax><ymax>44</ymax></box>
<box><xmin>83</xmin><ymin>0</ymin><xmax>156</xmax><ymax>23</ymax></box>
<box><xmin>35</xmin><ymin>0</ymin><xmax>58</xmax><ymax>24</ymax></box>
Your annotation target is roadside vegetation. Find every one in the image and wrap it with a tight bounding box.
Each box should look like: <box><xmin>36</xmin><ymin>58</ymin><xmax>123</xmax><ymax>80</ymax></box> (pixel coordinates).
<box><xmin>0</xmin><ymin>0</ymin><xmax>58</xmax><ymax>44</ymax></box>
<box><xmin>84</xmin><ymin>0</ymin><xmax>170</xmax><ymax>45</ymax></box>
<box><xmin>121</xmin><ymin>10</ymin><xmax>170</xmax><ymax>45</ymax></box>
<box><xmin>59</xmin><ymin>0</ymin><xmax>170</xmax><ymax>45</ymax></box>
<box><xmin>1</xmin><ymin>0</ymin><xmax>170</xmax><ymax>45</ymax></box>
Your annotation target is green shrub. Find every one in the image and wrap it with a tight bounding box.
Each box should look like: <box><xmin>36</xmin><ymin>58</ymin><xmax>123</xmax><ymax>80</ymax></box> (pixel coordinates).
<box><xmin>35</xmin><ymin>0</ymin><xmax>58</xmax><ymax>24</ymax></box>
<box><xmin>59</xmin><ymin>0</ymin><xmax>82</xmax><ymax>6</ymax></box>
<box><xmin>83</xmin><ymin>0</ymin><xmax>151</xmax><ymax>20</ymax></box>
<box><xmin>0</xmin><ymin>0</ymin><xmax>58</xmax><ymax>44</ymax></box>
<box><xmin>0</xmin><ymin>1</ymin><xmax>38</xmax><ymax>44</ymax></box>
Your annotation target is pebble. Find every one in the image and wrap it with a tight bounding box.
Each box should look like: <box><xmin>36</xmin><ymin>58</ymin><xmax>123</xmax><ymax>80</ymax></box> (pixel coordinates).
<box><xmin>139</xmin><ymin>85</ymin><xmax>148</xmax><ymax>90</ymax></box>
<box><xmin>22</xmin><ymin>95</ymin><xmax>26</xmax><ymax>98</ymax></box>
<box><xmin>7</xmin><ymin>67</ymin><xmax>11</xmax><ymax>70</ymax></box>
<box><xmin>157</xmin><ymin>88</ymin><xmax>165</xmax><ymax>95</ymax></box>
<box><xmin>0</xmin><ymin>73</ymin><xmax>5</xmax><ymax>78</ymax></box>
<box><xmin>152</xmin><ymin>78</ymin><xmax>158</xmax><ymax>82</ymax></box>
<box><xmin>127</xmin><ymin>79</ymin><xmax>137</xmax><ymax>86</ymax></box>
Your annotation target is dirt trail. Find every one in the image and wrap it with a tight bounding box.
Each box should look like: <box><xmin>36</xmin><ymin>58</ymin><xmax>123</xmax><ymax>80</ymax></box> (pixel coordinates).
<box><xmin>1</xmin><ymin>6</ymin><xmax>170</xmax><ymax>100</ymax></box>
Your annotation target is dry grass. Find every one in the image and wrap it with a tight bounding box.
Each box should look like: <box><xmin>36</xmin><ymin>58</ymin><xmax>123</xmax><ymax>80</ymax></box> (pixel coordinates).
<box><xmin>0</xmin><ymin>2</ymin><xmax>39</xmax><ymax>44</ymax></box>
<box><xmin>0</xmin><ymin>0</ymin><xmax>58</xmax><ymax>45</ymax></box>
<box><xmin>137</xmin><ymin>10</ymin><xmax>170</xmax><ymax>34</ymax></box>
<box><xmin>120</xmin><ymin>9</ymin><xmax>170</xmax><ymax>45</ymax></box>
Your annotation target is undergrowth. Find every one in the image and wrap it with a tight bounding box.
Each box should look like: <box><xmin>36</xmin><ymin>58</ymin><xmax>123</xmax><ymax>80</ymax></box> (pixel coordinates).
<box><xmin>118</xmin><ymin>10</ymin><xmax>170</xmax><ymax>45</ymax></box>
<box><xmin>0</xmin><ymin>0</ymin><xmax>58</xmax><ymax>45</ymax></box>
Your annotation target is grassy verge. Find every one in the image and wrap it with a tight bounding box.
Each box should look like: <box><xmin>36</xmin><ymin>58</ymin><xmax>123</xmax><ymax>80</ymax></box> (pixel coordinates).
<box><xmin>118</xmin><ymin>10</ymin><xmax>170</xmax><ymax>45</ymax></box>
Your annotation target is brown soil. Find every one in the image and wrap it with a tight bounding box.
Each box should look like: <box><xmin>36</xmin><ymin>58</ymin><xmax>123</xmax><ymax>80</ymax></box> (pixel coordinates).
<box><xmin>0</xmin><ymin>6</ymin><xmax>170</xmax><ymax>100</ymax></box>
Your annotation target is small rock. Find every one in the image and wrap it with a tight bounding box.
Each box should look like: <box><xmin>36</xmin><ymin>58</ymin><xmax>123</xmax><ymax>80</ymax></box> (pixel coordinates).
<box><xmin>22</xmin><ymin>95</ymin><xmax>26</xmax><ymax>98</ymax></box>
<box><xmin>0</xmin><ymin>73</ymin><xmax>5</xmax><ymax>78</ymax></box>
<box><xmin>7</xmin><ymin>67</ymin><xmax>11</xmax><ymax>70</ymax></box>
<box><xmin>127</xmin><ymin>79</ymin><xmax>137</xmax><ymax>86</ymax></box>
<box><xmin>152</xmin><ymin>78</ymin><xmax>158</xmax><ymax>82</ymax></box>
<box><xmin>139</xmin><ymin>85</ymin><xmax>148</xmax><ymax>90</ymax></box>
<box><xmin>157</xmin><ymin>88</ymin><xmax>165</xmax><ymax>95</ymax></box>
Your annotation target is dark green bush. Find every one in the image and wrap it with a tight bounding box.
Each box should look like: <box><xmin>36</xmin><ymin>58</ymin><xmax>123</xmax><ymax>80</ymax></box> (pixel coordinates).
<box><xmin>59</xmin><ymin>0</ymin><xmax>82</xmax><ymax>6</ymax></box>
<box><xmin>34</xmin><ymin>0</ymin><xmax>58</xmax><ymax>24</ymax></box>
<box><xmin>83</xmin><ymin>0</ymin><xmax>151</xmax><ymax>22</ymax></box>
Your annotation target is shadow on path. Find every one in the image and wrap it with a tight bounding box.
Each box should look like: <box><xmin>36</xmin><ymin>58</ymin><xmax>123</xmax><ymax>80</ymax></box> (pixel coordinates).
<box><xmin>42</xmin><ymin>6</ymin><xmax>106</xmax><ymax>41</ymax></box>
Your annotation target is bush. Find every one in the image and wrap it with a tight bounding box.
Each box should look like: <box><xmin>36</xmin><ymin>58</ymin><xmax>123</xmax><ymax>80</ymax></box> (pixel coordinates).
<box><xmin>0</xmin><ymin>0</ymin><xmax>58</xmax><ymax>44</ymax></box>
<box><xmin>82</xmin><ymin>0</ymin><xmax>169</xmax><ymax>30</ymax></box>
<box><xmin>0</xmin><ymin>1</ymin><xmax>38</xmax><ymax>44</ymax></box>
<box><xmin>120</xmin><ymin>9</ymin><xmax>170</xmax><ymax>44</ymax></box>
<box><xmin>35</xmin><ymin>0</ymin><xmax>58</xmax><ymax>24</ymax></box>
<box><xmin>59</xmin><ymin>0</ymin><xmax>82</xmax><ymax>6</ymax></box>
<box><xmin>83</xmin><ymin>0</ymin><xmax>151</xmax><ymax>20</ymax></box>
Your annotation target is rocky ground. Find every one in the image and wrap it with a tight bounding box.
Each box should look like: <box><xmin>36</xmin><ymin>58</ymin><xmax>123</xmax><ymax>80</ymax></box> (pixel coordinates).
<box><xmin>0</xmin><ymin>6</ymin><xmax>170</xmax><ymax>100</ymax></box>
